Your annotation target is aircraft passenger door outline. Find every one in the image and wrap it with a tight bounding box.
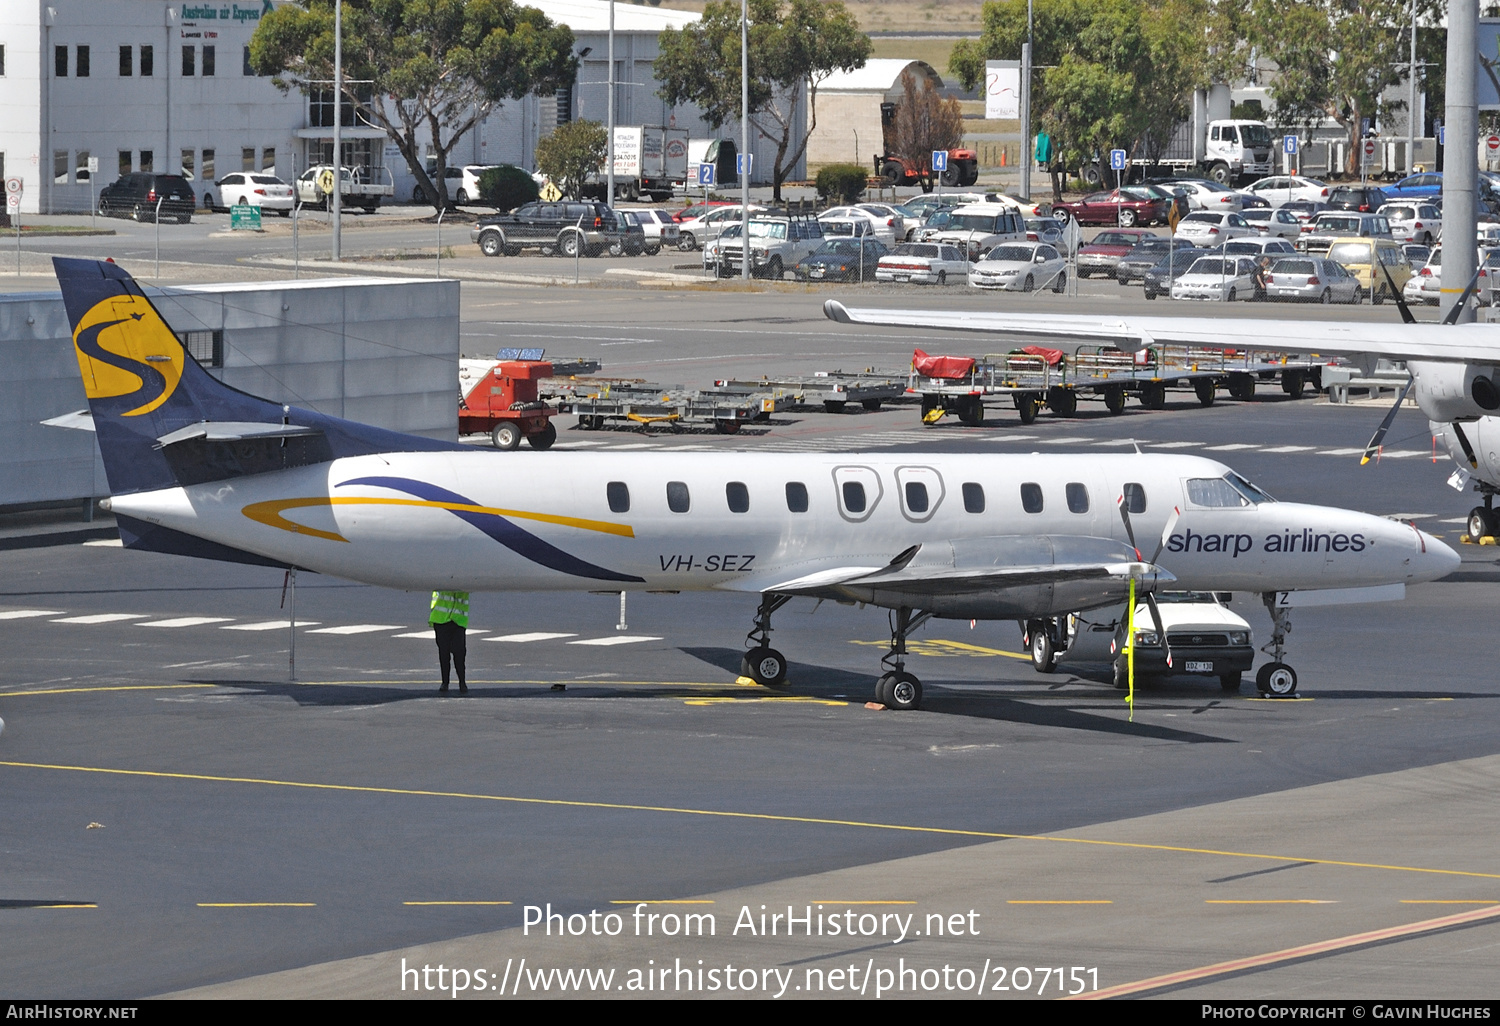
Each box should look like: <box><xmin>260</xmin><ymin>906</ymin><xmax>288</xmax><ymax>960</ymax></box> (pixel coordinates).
<box><xmin>832</xmin><ymin>466</ymin><xmax>883</xmax><ymax>523</ymax></box>
<box><xmin>893</xmin><ymin>466</ymin><xmax>944</xmax><ymax>524</ymax></box>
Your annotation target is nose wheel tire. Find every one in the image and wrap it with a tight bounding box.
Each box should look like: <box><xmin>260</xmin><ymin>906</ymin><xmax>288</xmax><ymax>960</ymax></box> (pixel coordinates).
<box><xmin>1255</xmin><ymin>662</ymin><xmax>1298</xmax><ymax>696</ymax></box>
<box><xmin>877</xmin><ymin>671</ymin><xmax>923</xmax><ymax>710</ymax></box>
<box><xmin>742</xmin><ymin>646</ymin><xmax>788</xmax><ymax>687</ymax></box>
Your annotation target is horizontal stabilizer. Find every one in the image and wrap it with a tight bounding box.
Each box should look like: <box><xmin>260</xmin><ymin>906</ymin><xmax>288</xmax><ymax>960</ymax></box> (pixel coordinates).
<box><xmin>41</xmin><ymin>410</ymin><xmax>95</xmax><ymax>432</ymax></box>
<box><xmin>155</xmin><ymin>421</ymin><xmax>325</xmax><ymax>447</ymax></box>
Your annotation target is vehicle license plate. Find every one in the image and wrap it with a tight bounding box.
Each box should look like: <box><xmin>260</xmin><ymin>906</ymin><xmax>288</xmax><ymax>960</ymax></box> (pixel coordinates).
<box><xmin>895</xmin><ymin>274</ymin><xmax>910</xmax><ymax>282</ymax></box>
<box><xmin>1185</xmin><ymin>661</ymin><xmax>1214</xmax><ymax>673</ymax></box>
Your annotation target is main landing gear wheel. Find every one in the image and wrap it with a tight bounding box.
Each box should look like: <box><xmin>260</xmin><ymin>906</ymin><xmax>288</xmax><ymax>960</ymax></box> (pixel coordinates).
<box><xmin>875</xmin><ymin>606</ymin><xmax>932</xmax><ymax>710</ymax></box>
<box><xmin>742</xmin><ymin>646</ymin><xmax>788</xmax><ymax>687</ymax></box>
<box><xmin>882</xmin><ymin>672</ymin><xmax>923</xmax><ymax>711</ymax></box>
<box><xmin>1111</xmin><ymin>657</ymin><xmax>1130</xmax><ymax>690</ymax></box>
<box><xmin>1028</xmin><ymin>622</ymin><xmax>1058</xmax><ymax>674</ymax></box>
<box><xmin>1256</xmin><ymin>662</ymin><xmax>1298</xmax><ymax>696</ymax></box>
<box><xmin>1467</xmin><ymin>505</ymin><xmax>1498</xmax><ymax>541</ymax></box>
<box><xmin>491</xmin><ymin>422</ymin><xmax>523</xmax><ymax>450</ymax></box>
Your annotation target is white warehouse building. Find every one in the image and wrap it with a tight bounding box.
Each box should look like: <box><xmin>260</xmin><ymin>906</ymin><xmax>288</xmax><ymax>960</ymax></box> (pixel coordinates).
<box><xmin>1</xmin><ymin>0</ymin><xmax>802</xmax><ymax>216</ymax></box>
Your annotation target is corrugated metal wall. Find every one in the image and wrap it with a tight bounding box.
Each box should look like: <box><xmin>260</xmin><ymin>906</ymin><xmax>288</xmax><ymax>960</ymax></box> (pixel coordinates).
<box><xmin>0</xmin><ymin>276</ymin><xmax>459</xmax><ymax>509</ymax></box>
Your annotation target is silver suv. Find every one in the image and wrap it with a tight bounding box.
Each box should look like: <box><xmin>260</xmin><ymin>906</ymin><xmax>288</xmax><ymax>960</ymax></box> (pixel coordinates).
<box><xmin>714</xmin><ymin>215</ymin><xmax>826</xmax><ymax>279</ymax></box>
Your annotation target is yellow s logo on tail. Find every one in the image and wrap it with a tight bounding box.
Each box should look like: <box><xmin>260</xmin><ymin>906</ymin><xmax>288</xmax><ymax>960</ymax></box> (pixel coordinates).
<box><xmin>72</xmin><ymin>294</ymin><xmax>185</xmax><ymax>417</ymax></box>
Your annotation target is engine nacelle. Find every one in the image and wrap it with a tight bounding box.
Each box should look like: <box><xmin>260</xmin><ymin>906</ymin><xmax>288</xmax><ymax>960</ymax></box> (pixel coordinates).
<box><xmin>1431</xmin><ymin>416</ymin><xmax>1500</xmax><ymax>485</ymax></box>
<box><xmin>1411</xmin><ymin>360</ymin><xmax>1500</xmax><ymax>422</ymax></box>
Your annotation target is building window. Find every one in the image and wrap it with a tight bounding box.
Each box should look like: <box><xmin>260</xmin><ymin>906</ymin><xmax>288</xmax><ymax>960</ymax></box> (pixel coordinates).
<box><xmin>242</xmin><ymin>148</ymin><xmax>255</xmax><ymax>172</ymax></box>
<box><xmin>54</xmin><ymin>150</ymin><xmax>69</xmax><ymax>185</ymax></box>
<box><xmin>119</xmin><ymin>45</ymin><xmax>132</xmax><ymax>76</ymax></box>
<box><xmin>178</xmin><ymin>330</ymin><xmax>223</xmax><ymax>367</ymax></box>
<box><xmin>76</xmin><ymin>45</ymin><xmax>89</xmax><ymax>77</ymax></box>
<box><xmin>139</xmin><ymin>149</ymin><xmax>154</xmax><ymax>173</ymax></box>
<box><xmin>202</xmin><ymin>149</ymin><xmax>215</xmax><ymax>182</ymax></box>
<box><xmin>140</xmin><ymin>45</ymin><xmax>153</xmax><ymax>77</ymax></box>
<box><xmin>242</xmin><ymin>45</ymin><xmax>254</xmax><ymax>76</ymax></box>
<box><xmin>119</xmin><ymin>150</ymin><xmax>132</xmax><ymax>176</ymax></box>
<box><xmin>262</xmin><ymin>147</ymin><xmax>275</xmax><ymax>174</ymax></box>
<box><xmin>55</xmin><ymin>45</ymin><xmax>68</xmax><ymax>77</ymax></box>
<box><xmin>202</xmin><ymin>45</ymin><xmax>215</xmax><ymax>77</ymax></box>
<box><xmin>75</xmin><ymin>150</ymin><xmax>90</xmax><ymax>183</ymax></box>
<box><xmin>181</xmin><ymin>149</ymin><xmax>195</xmax><ymax>181</ymax></box>
<box><xmin>182</xmin><ymin>45</ymin><xmax>195</xmax><ymax>77</ymax></box>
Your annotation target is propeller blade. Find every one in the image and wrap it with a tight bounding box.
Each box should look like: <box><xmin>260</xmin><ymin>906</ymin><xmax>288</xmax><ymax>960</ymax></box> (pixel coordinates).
<box><xmin>1151</xmin><ymin>506</ymin><xmax>1182</xmax><ymax>565</ymax></box>
<box><xmin>1144</xmin><ymin>591</ymin><xmax>1172</xmax><ymax>669</ymax></box>
<box><xmin>1442</xmin><ymin>265</ymin><xmax>1484</xmax><ymax>325</ymax></box>
<box><xmin>1379</xmin><ymin>259</ymin><xmax>1416</xmax><ymax>324</ymax></box>
<box><xmin>1117</xmin><ymin>494</ymin><xmax>1141</xmax><ymax>559</ymax></box>
<box><xmin>1360</xmin><ymin>377</ymin><xmax>1415</xmax><ymax>465</ymax></box>
<box><xmin>1452</xmin><ymin>420</ymin><xmax>1481</xmax><ymax>469</ymax></box>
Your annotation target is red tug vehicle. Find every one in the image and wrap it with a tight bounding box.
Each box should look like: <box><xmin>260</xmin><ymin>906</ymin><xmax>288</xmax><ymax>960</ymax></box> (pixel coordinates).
<box><xmin>458</xmin><ymin>349</ymin><xmax>599</xmax><ymax>450</ymax></box>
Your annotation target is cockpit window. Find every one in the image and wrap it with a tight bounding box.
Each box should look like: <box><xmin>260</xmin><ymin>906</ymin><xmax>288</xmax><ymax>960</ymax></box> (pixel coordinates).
<box><xmin>1186</xmin><ymin>473</ymin><xmax>1274</xmax><ymax>507</ymax></box>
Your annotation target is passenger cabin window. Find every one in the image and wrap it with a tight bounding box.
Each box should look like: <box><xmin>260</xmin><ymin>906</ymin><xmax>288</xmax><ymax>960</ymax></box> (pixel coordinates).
<box><xmin>606</xmin><ymin>481</ymin><xmax>630</xmax><ymax>513</ymax></box>
<box><xmin>666</xmin><ymin>481</ymin><xmax>691</xmax><ymax>513</ymax></box>
<box><xmin>1066</xmin><ymin>483</ymin><xmax>1090</xmax><ymax>514</ymax></box>
<box><xmin>1021</xmin><ymin>483</ymin><xmax>1043</xmax><ymax>513</ymax></box>
<box><xmin>842</xmin><ymin>481</ymin><xmax>867</xmax><ymax>514</ymax></box>
<box><xmin>1123</xmin><ymin>482</ymin><xmax>1146</xmax><ymax>514</ymax></box>
<box><xmin>962</xmin><ymin>482</ymin><xmax>985</xmax><ymax>513</ymax></box>
<box><xmin>904</xmin><ymin>482</ymin><xmax>929</xmax><ymax>514</ymax></box>
<box><xmin>726</xmin><ymin>481</ymin><xmax>749</xmax><ymax>513</ymax></box>
<box><xmin>786</xmin><ymin>482</ymin><xmax>809</xmax><ymax>513</ymax></box>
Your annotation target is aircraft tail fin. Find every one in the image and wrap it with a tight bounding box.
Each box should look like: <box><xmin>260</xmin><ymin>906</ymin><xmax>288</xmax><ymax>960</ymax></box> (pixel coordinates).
<box><xmin>52</xmin><ymin>257</ymin><xmax>462</xmax><ymax>496</ymax></box>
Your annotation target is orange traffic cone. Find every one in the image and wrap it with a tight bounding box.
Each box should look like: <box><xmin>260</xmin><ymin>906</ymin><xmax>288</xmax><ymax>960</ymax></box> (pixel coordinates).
<box><xmin>1000</xmin><ymin>149</ymin><xmax>1007</xmax><ymax>167</ymax></box>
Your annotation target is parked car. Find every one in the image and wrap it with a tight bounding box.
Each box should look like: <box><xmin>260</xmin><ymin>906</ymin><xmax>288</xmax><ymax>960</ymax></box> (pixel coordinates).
<box><xmin>967</xmin><ymin>242</ymin><xmax>1067</xmax><ymax>292</ymax></box>
<box><xmin>1281</xmin><ymin>199</ymin><xmax>1328</xmax><ymax>224</ymax></box>
<box><xmin>875</xmin><ymin>242</ymin><xmax>970</xmax><ymax>285</ymax></box>
<box><xmin>1297</xmin><ymin>211</ymin><xmax>1392</xmax><ymax>253</ymax></box>
<box><xmin>616</xmin><ymin>207</ymin><xmax>680</xmax><ymax>254</ymax></box>
<box><xmin>714</xmin><ymin>215</ymin><xmax>825</xmax><ymax>279</ymax></box>
<box><xmin>1111</xmin><ymin>592</ymin><xmax>1254</xmax><ymax>691</ymax></box>
<box><xmin>1240</xmin><ymin>207</ymin><xmax>1302</xmax><ymax>240</ymax></box>
<box><xmin>702</xmin><ymin>222</ymin><xmax>741</xmax><ymax>270</ymax></box>
<box><xmin>1174</xmin><ymin>211</ymin><xmax>1256</xmax><ymax>245</ymax></box>
<box><xmin>414</xmin><ymin>165</ymin><xmax>498</xmax><ymax>204</ymax></box>
<box><xmin>471</xmin><ymin>200</ymin><xmax>626</xmax><ymax>258</ymax></box>
<box><xmin>612</xmin><ymin>210</ymin><xmax>650</xmax><ymax>255</ymax></box>
<box><xmin>1143</xmin><ymin>247</ymin><xmax>1215</xmax><ymax>299</ymax></box>
<box><xmin>1054</xmin><ymin>188</ymin><xmax>1170</xmax><ymax>227</ymax></box>
<box><xmin>923</xmin><ymin>202</ymin><xmax>1027</xmax><ymax>257</ymax></box>
<box><xmin>1401</xmin><ymin>246</ymin><xmax>1497</xmax><ymax>306</ymax></box>
<box><xmin>1326</xmin><ymin>185</ymin><xmax>1390</xmax><ymax>213</ymax></box>
<box><xmin>1324</xmin><ymin>238</ymin><xmax>1413</xmax><ymax>304</ymax></box>
<box><xmin>1401</xmin><ymin>242</ymin><xmax>1432</xmax><ymax>268</ymax></box>
<box><xmin>1378</xmin><ymin>202</ymin><xmax>1441</xmax><ymax>245</ymax></box>
<box><xmin>857</xmin><ymin>202</ymin><xmax>912</xmax><ymax>241</ymax></box>
<box><xmin>793</xmin><ymin>238</ymin><xmax>888</xmax><ymax>282</ymax></box>
<box><xmin>676</xmin><ymin>204</ymin><xmax>766</xmax><ymax>250</ymax></box>
<box><xmin>1168</xmin><ymin>179</ymin><xmax>1247</xmax><ymax>213</ymax></box>
<box><xmin>1024</xmin><ymin>216</ymin><xmax>1069</xmax><ymax>251</ymax></box>
<box><xmin>203</xmin><ymin>172</ymin><xmax>294</xmax><ymax>215</ymax></box>
<box><xmin>296</xmin><ymin>164</ymin><xmax>393</xmax><ymax>212</ymax></box>
<box><xmin>1077</xmin><ymin>228</ymin><xmax>1159</xmax><ymax>278</ymax></box>
<box><xmin>1219</xmin><ymin>237</ymin><xmax>1297</xmax><ymax>259</ymax></box>
<box><xmin>673</xmin><ymin>200</ymin><xmax>734</xmax><ymax>223</ymax></box>
<box><xmin>1245</xmin><ymin>175</ymin><xmax>1330</xmax><ymax>206</ymax></box>
<box><xmin>1115</xmin><ymin>236</ymin><xmax>1196</xmax><ymax>284</ymax></box>
<box><xmin>1383</xmin><ymin>172</ymin><xmax>1444</xmax><ymax>201</ymax></box>
<box><xmin>98</xmin><ymin>172</ymin><xmax>196</xmax><ymax>222</ymax></box>
<box><xmin>818</xmin><ymin>205</ymin><xmax>897</xmax><ymax>247</ymax></box>
<box><xmin>1170</xmin><ymin>255</ymin><xmax>1259</xmax><ymax>301</ymax></box>
<box><xmin>1264</xmin><ymin>256</ymin><xmax>1363</xmax><ymax>304</ymax></box>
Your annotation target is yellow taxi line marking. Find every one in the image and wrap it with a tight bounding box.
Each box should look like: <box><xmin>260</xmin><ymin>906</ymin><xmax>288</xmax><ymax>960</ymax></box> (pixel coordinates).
<box><xmin>5</xmin><ymin>760</ymin><xmax>1500</xmax><ymax>881</ymax></box>
<box><xmin>404</xmin><ymin>901</ymin><xmax>512</xmax><ymax>906</ymax></box>
<box><xmin>1205</xmin><ymin>899</ymin><xmax>1336</xmax><ymax>904</ymax></box>
<box><xmin>196</xmin><ymin>902</ymin><xmax>315</xmax><ymax>908</ymax></box>
<box><xmin>1074</xmin><ymin>903</ymin><xmax>1500</xmax><ymax>999</ymax></box>
<box><xmin>0</xmin><ymin>684</ymin><xmax>216</xmax><ymax>698</ymax></box>
<box><xmin>608</xmin><ymin>900</ymin><xmax>715</xmax><ymax>905</ymax></box>
<box><xmin>1008</xmin><ymin>900</ymin><xmax>1113</xmax><ymax>905</ymax></box>
<box><xmin>683</xmin><ymin>697</ymin><xmax>847</xmax><ymax>706</ymax></box>
<box><xmin>14</xmin><ymin>903</ymin><xmax>99</xmax><ymax>909</ymax></box>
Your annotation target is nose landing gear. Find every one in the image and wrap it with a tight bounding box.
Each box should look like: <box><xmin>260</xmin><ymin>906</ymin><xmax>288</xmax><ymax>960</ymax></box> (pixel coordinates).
<box><xmin>1256</xmin><ymin>593</ymin><xmax>1298</xmax><ymax>696</ymax></box>
<box><xmin>742</xmin><ymin>593</ymin><xmax>792</xmax><ymax>687</ymax></box>
<box><xmin>875</xmin><ymin>607</ymin><xmax>933</xmax><ymax>710</ymax></box>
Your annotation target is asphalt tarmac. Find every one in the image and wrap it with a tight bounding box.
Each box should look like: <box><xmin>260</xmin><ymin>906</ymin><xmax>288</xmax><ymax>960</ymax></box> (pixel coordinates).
<box><xmin>4</xmin><ymin>277</ymin><xmax>1500</xmax><ymax>1000</ymax></box>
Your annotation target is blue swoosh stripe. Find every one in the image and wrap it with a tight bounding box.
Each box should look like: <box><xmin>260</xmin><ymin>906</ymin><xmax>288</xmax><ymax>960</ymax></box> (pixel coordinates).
<box><xmin>340</xmin><ymin>475</ymin><xmax>644</xmax><ymax>584</ymax></box>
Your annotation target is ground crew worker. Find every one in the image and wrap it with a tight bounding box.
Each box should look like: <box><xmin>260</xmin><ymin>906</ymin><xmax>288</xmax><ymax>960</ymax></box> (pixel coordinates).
<box><xmin>430</xmin><ymin>590</ymin><xmax>470</xmax><ymax>694</ymax></box>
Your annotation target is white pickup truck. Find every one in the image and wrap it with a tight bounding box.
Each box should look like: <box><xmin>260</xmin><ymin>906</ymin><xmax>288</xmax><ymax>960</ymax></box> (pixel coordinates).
<box><xmin>295</xmin><ymin>164</ymin><xmax>395</xmax><ymax>213</ymax></box>
<box><xmin>1024</xmin><ymin>591</ymin><xmax>1255</xmax><ymax>692</ymax></box>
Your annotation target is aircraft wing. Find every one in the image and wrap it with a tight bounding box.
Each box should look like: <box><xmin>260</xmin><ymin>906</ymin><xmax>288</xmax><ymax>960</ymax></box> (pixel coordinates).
<box><xmin>823</xmin><ymin>300</ymin><xmax>1500</xmax><ymax>363</ymax></box>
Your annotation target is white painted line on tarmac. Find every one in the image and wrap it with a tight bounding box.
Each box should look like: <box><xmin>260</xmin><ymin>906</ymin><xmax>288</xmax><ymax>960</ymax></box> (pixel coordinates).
<box><xmin>1261</xmin><ymin>445</ymin><xmax>1316</xmax><ymax>453</ymax></box>
<box><xmin>137</xmin><ymin>617</ymin><xmax>235</xmax><ymax>628</ymax></box>
<box><xmin>568</xmin><ymin>636</ymin><xmax>663</xmax><ymax>646</ymax></box>
<box><xmin>1148</xmin><ymin>441</ymin><xmax>1202</xmax><ymax>449</ymax></box>
<box><xmin>1318</xmin><ymin>448</ymin><xmax>1366</xmax><ymax>456</ymax></box>
<box><xmin>0</xmin><ymin>610</ymin><xmax>67</xmax><ymax>620</ymax></box>
<box><xmin>392</xmin><ymin>629</ymin><xmax>490</xmax><ymax>639</ymax></box>
<box><xmin>82</xmin><ymin>539</ymin><xmax>123</xmax><ymax>547</ymax></box>
<box><xmin>488</xmin><ymin>632</ymin><xmax>578</xmax><ymax>643</ymax></box>
<box><xmin>223</xmin><ymin>620</ymin><xmax>320</xmax><ymax>631</ymax></box>
<box><xmin>50</xmin><ymin>614</ymin><xmax>149</xmax><ymax>625</ymax></box>
<box><xmin>609</xmin><ymin>444</ymin><xmax>663</xmax><ymax>450</ymax></box>
<box><xmin>1035</xmin><ymin>437</ymin><xmax>1095</xmax><ymax>444</ymax></box>
<box><xmin>1375</xmin><ymin>450</ymin><xmax>1428</xmax><ymax>459</ymax></box>
<box><xmin>305</xmin><ymin>624</ymin><xmax>406</xmax><ymax>635</ymax></box>
<box><xmin>1205</xmin><ymin>443</ymin><xmax>1259</xmax><ymax>451</ymax></box>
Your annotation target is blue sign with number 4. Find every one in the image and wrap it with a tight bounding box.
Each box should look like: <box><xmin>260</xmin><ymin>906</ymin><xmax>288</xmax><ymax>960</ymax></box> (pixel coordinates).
<box><xmin>931</xmin><ymin>150</ymin><xmax>948</xmax><ymax>172</ymax></box>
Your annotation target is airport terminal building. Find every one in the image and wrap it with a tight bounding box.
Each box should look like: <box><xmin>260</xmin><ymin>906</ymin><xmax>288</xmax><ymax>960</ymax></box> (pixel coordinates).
<box><xmin>1</xmin><ymin>0</ymin><xmax>800</xmax><ymax>215</ymax></box>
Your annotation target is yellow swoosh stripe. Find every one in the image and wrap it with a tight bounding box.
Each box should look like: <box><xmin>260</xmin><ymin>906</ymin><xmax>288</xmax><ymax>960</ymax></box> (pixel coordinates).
<box><xmin>241</xmin><ymin>496</ymin><xmax>634</xmax><ymax>542</ymax></box>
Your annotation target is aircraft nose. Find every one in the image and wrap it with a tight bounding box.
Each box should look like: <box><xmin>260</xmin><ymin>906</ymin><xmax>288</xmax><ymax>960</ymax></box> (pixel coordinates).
<box><xmin>1410</xmin><ymin>528</ymin><xmax>1460</xmax><ymax>583</ymax></box>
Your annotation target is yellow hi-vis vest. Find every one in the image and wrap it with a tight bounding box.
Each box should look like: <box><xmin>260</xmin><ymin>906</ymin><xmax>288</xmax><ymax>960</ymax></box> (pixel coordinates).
<box><xmin>429</xmin><ymin>590</ymin><xmax>470</xmax><ymax>627</ymax></box>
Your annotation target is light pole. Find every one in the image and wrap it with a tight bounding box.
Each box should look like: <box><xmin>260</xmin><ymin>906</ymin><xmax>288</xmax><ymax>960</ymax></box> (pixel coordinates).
<box><xmin>606</xmin><ymin>0</ymin><xmax>616</xmax><ymax>209</ymax></box>
<box><xmin>1020</xmin><ymin>0</ymin><xmax>1033</xmax><ymax>201</ymax></box>
<box><xmin>331</xmin><ymin>0</ymin><xmax>343</xmax><ymax>262</ymax></box>
<box><xmin>1407</xmin><ymin>0</ymin><xmax>1418</xmax><ymax>174</ymax></box>
<box><xmin>740</xmin><ymin>0</ymin><xmax>750</xmax><ymax>281</ymax></box>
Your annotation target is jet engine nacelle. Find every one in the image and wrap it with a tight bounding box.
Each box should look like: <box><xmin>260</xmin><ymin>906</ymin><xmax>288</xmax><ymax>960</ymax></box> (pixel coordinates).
<box><xmin>1411</xmin><ymin>361</ymin><xmax>1500</xmax><ymax>422</ymax></box>
<box><xmin>1432</xmin><ymin>417</ymin><xmax>1500</xmax><ymax>487</ymax></box>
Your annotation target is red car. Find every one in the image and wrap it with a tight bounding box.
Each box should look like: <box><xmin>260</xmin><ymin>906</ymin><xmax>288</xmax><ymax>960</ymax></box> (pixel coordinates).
<box><xmin>1075</xmin><ymin>228</ymin><xmax>1160</xmax><ymax>278</ymax></box>
<box><xmin>1054</xmin><ymin>187</ymin><xmax>1171</xmax><ymax>227</ymax></box>
<box><xmin>673</xmin><ymin>201</ymin><xmax>735</xmax><ymax>223</ymax></box>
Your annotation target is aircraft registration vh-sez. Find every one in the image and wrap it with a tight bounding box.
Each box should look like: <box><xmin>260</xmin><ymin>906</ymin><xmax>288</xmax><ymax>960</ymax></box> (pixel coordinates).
<box><xmin>55</xmin><ymin>257</ymin><xmax>1456</xmax><ymax>708</ymax></box>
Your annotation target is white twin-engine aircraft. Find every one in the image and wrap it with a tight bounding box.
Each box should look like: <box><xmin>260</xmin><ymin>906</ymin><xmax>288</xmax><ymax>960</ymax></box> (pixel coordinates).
<box><xmin>54</xmin><ymin>258</ymin><xmax>1456</xmax><ymax>710</ymax></box>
